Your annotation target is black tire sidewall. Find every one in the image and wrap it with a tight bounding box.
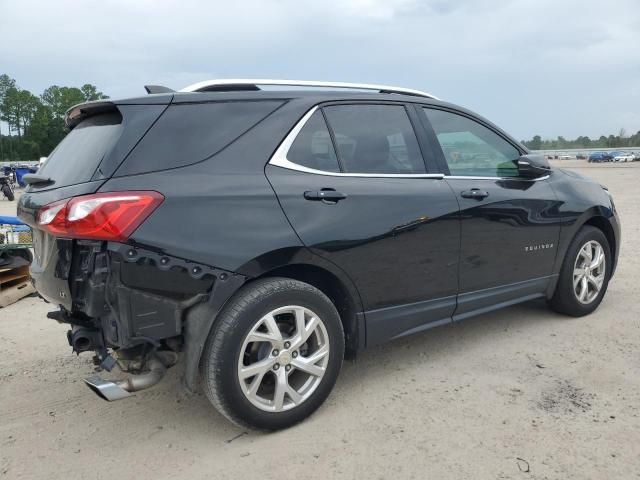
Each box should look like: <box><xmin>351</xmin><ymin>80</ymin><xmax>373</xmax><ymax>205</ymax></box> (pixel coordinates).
<box><xmin>6</xmin><ymin>249</ymin><xmax>32</xmax><ymax>263</ymax></box>
<box><xmin>552</xmin><ymin>226</ymin><xmax>612</xmax><ymax>316</ymax></box>
<box><xmin>2</xmin><ymin>185</ymin><xmax>14</xmax><ymax>201</ymax></box>
<box><xmin>203</xmin><ymin>279</ymin><xmax>344</xmax><ymax>430</ymax></box>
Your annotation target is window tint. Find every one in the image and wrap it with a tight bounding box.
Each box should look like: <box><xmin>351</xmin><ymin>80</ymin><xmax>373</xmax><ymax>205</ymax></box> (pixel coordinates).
<box><xmin>423</xmin><ymin>108</ymin><xmax>520</xmax><ymax>177</ymax></box>
<box><xmin>37</xmin><ymin>112</ymin><xmax>123</xmax><ymax>187</ymax></box>
<box><xmin>287</xmin><ymin>111</ymin><xmax>340</xmax><ymax>172</ymax></box>
<box><xmin>324</xmin><ymin>105</ymin><xmax>426</xmax><ymax>174</ymax></box>
<box><xmin>117</xmin><ymin>101</ymin><xmax>283</xmax><ymax>176</ymax></box>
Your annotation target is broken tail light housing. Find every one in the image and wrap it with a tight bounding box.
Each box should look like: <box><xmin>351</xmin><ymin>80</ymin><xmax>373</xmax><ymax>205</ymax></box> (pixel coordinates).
<box><xmin>36</xmin><ymin>191</ymin><xmax>164</xmax><ymax>242</ymax></box>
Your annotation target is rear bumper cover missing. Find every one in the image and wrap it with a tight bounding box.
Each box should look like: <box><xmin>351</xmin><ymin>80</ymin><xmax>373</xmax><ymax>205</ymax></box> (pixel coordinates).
<box><xmin>41</xmin><ymin>240</ymin><xmax>247</xmax><ymax>394</ymax></box>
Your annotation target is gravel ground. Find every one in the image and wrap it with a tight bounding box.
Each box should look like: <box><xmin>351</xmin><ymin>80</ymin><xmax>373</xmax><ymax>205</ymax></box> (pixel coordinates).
<box><xmin>1</xmin><ymin>161</ymin><xmax>639</xmax><ymax>479</ymax></box>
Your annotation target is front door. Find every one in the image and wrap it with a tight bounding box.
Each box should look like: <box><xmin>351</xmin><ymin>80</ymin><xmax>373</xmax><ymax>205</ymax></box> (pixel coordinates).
<box><xmin>420</xmin><ymin>107</ymin><xmax>562</xmax><ymax>320</ymax></box>
<box><xmin>267</xmin><ymin>103</ymin><xmax>460</xmax><ymax>345</ymax></box>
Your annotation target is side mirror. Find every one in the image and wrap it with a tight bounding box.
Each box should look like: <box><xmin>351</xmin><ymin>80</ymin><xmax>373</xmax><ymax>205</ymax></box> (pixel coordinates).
<box><xmin>516</xmin><ymin>154</ymin><xmax>551</xmax><ymax>179</ymax></box>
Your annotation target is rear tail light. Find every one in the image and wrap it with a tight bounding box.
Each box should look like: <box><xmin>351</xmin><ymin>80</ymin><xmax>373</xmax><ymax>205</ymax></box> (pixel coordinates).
<box><xmin>36</xmin><ymin>191</ymin><xmax>164</xmax><ymax>242</ymax></box>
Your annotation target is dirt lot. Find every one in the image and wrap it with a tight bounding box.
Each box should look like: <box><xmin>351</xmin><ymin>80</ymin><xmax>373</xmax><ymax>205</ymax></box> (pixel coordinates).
<box><xmin>1</xmin><ymin>161</ymin><xmax>639</xmax><ymax>479</ymax></box>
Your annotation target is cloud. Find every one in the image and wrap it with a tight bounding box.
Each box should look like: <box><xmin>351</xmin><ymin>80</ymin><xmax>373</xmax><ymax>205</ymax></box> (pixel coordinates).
<box><xmin>1</xmin><ymin>0</ymin><xmax>639</xmax><ymax>139</ymax></box>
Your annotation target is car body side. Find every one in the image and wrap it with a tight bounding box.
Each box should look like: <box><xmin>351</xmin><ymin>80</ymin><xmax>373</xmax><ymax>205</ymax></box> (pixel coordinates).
<box><xmin>17</xmin><ymin>91</ymin><xmax>620</xmax><ymax>392</ymax></box>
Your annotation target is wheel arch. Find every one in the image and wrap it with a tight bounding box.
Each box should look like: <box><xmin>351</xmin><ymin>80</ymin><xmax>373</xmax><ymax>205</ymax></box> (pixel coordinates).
<box><xmin>182</xmin><ymin>249</ymin><xmax>365</xmax><ymax>393</ymax></box>
<box><xmin>583</xmin><ymin>215</ymin><xmax>617</xmax><ymax>267</ymax></box>
<box><xmin>548</xmin><ymin>207</ymin><xmax>619</xmax><ymax>299</ymax></box>
<box><xmin>253</xmin><ymin>262</ymin><xmax>364</xmax><ymax>358</ymax></box>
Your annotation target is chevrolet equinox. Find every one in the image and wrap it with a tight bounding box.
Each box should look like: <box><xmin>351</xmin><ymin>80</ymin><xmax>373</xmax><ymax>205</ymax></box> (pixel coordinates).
<box><xmin>17</xmin><ymin>79</ymin><xmax>620</xmax><ymax>430</ymax></box>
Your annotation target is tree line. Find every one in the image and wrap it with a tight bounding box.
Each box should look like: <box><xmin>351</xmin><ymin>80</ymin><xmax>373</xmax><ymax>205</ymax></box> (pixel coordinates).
<box><xmin>522</xmin><ymin>129</ymin><xmax>640</xmax><ymax>151</ymax></box>
<box><xmin>2</xmin><ymin>72</ymin><xmax>639</xmax><ymax>162</ymax></box>
<box><xmin>0</xmin><ymin>73</ymin><xmax>108</xmax><ymax>162</ymax></box>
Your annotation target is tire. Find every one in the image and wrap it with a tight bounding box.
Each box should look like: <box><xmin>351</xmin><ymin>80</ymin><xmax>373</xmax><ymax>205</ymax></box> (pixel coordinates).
<box><xmin>201</xmin><ymin>277</ymin><xmax>345</xmax><ymax>430</ymax></box>
<box><xmin>2</xmin><ymin>185</ymin><xmax>14</xmax><ymax>201</ymax></box>
<box><xmin>550</xmin><ymin>226</ymin><xmax>611</xmax><ymax>316</ymax></box>
<box><xmin>6</xmin><ymin>248</ymin><xmax>32</xmax><ymax>264</ymax></box>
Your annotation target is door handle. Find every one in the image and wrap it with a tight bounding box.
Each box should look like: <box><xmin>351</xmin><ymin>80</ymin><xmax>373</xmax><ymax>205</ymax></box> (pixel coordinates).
<box><xmin>461</xmin><ymin>189</ymin><xmax>489</xmax><ymax>200</ymax></box>
<box><xmin>304</xmin><ymin>190</ymin><xmax>347</xmax><ymax>202</ymax></box>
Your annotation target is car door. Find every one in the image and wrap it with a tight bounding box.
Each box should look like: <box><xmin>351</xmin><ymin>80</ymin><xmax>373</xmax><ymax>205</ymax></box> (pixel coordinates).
<box><xmin>266</xmin><ymin>102</ymin><xmax>460</xmax><ymax>346</ymax></box>
<box><xmin>419</xmin><ymin>106</ymin><xmax>562</xmax><ymax>320</ymax></box>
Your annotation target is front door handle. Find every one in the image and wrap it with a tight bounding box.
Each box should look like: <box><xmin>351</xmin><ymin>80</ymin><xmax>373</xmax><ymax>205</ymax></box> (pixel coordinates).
<box><xmin>461</xmin><ymin>189</ymin><xmax>489</xmax><ymax>200</ymax></box>
<box><xmin>304</xmin><ymin>190</ymin><xmax>347</xmax><ymax>202</ymax></box>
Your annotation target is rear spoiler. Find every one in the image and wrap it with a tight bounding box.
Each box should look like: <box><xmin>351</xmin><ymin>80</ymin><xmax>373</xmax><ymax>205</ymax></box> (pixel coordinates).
<box><xmin>65</xmin><ymin>100</ymin><xmax>117</xmax><ymax>129</ymax></box>
<box><xmin>144</xmin><ymin>85</ymin><xmax>174</xmax><ymax>94</ymax></box>
<box><xmin>65</xmin><ymin>86</ymin><xmax>175</xmax><ymax>128</ymax></box>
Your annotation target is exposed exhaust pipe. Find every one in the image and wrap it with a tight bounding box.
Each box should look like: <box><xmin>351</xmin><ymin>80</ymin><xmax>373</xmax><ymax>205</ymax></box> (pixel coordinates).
<box><xmin>68</xmin><ymin>326</ymin><xmax>102</xmax><ymax>353</ymax></box>
<box><xmin>84</xmin><ymin>355</ymin><xmax>171</xmax><ymax>401</ymax></box>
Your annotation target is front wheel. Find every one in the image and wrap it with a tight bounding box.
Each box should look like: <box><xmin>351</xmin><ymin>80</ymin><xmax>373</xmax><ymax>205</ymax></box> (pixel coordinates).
<box><xmin>550</xmin><ymin>226</ymin><xmax>611</xmax><ymax>316</ymax></box>
<box><xmin>201</xmin><ymin>278</ymin><xmax>344</xmax><ymax>430</ymax></box>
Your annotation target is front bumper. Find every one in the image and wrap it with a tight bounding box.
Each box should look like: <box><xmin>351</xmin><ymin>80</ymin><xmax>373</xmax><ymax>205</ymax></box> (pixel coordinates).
<box><xmin>609</xmin><ymin>211</ymin><xmax>621</xmax><ymax>277</ymax></box>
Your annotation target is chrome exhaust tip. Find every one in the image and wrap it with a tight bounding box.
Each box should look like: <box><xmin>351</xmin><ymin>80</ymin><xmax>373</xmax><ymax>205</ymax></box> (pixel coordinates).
<box><xmin>84</xmin><ymin>375</ymin><xmax>133</xmax><ymax>401</ymax></box>
<box><xmin>83</xmin><ymin>353</ymin><xmax>176</xmax><ymax>401</ymax></box>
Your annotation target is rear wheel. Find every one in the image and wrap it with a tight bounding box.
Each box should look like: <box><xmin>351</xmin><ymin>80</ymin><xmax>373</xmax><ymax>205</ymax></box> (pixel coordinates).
<box><xmin>201</xmin><ymin>277</ymin><xmax>344</xmax><ymax>430</ymax></box>
<box><xmin>550</xmin><ymin>226</ymin><xmax>611</xmax><ymax>316</ymax></box>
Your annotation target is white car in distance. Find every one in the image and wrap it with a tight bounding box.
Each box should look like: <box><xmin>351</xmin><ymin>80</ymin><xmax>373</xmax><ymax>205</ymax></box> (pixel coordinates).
<box><xmin>612</xmin><ymin>151</ymin><xmax>635</xmax><ymax>162</ymax></box>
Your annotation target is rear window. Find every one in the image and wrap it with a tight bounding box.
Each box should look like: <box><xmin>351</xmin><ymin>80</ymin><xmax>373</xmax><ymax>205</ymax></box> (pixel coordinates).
<box><xmin>115</xmin><ymin>101</ymin><xmax>283</xmax><ymax>176</ymax></box>
<box><xmin>36</xmin><ymin>112</ymin><xmax>123</xmax><ymax>187</ymax></box>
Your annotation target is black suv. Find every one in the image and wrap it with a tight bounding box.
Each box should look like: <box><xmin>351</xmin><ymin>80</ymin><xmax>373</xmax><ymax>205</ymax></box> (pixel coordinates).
<box><xmin>17</xmin><ymin>80</ymin><xmax>620</xmax><ymax>430</ymax></box>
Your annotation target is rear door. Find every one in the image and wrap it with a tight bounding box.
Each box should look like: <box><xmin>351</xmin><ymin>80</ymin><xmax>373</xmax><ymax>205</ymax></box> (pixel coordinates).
<box><xmin>419</xmin><ymin>106</ymin><xmax>561</xmax><ymax>320</ymax></box>
<box><xmin>266</xmin><ymin>102</ymin><xmax>460</xmax><ymax>346</ymax></box>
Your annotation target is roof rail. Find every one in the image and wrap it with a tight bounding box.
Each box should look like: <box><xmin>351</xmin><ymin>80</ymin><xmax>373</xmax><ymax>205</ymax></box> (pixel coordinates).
<box><xmin>179</xmin><ymin>79</ymin><xmax>439</xmax><ymax>100</ymax></box>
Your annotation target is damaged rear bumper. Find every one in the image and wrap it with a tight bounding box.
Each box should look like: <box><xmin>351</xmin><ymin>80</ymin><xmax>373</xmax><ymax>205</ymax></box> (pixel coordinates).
<box><xmin>36</xmin><ymin>238</ymin><xmax>246</xmax><ymax>395</ymax></box>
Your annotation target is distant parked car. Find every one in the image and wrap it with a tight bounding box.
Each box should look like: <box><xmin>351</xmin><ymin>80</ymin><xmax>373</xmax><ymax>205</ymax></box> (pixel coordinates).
<box><xmin>588</xmin><ymin>152</ymin><xmax>608</xmax><ymax>163</ymax></box>
<box><xmin>558</xmin><ymin>154</ymin><xmax>573</xmax><ymax>160</ymax></box>
<box><xmin>576</xmin><ymin>153</ymin><xmax>586</xmax><ymax>160</ymax></box>
<box><xmin>611</xmin><ymin>151</ymin><xmax>634</xmax><ymax>162</ymax></box>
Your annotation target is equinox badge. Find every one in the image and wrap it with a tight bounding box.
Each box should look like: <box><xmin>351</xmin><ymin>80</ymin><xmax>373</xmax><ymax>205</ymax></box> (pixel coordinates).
<box><xmin>524</xmin><ymin>243</ymin><xmax>554</xmax><ymax>252</ymax></box>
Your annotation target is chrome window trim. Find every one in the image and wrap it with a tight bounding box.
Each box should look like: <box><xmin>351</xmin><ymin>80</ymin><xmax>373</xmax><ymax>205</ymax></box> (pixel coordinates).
<box><xmin>444</xmin><ymin>175</ymin><xmax>550</xmax><ymax>181</ymax></box>
<box><xmin>268</xmin><ymin>106</ymin><xmax>445</xmax><ymax>179</ymax></box>
<box><xmin>181</xmin><ymin>79</ymin><xmax>439</xmax><ymax>100</ymax></box>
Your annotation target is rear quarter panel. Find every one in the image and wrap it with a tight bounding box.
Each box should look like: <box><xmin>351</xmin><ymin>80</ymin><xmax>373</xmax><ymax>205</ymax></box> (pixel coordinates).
<box><xmin>97</xmin><ymin>100</ymin><xmax>313</xmax><ymax>274</ymax></box>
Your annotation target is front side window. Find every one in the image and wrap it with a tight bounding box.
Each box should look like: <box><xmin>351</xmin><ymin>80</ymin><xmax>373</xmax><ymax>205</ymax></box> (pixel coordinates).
<box><xmin>323</xmin><ymin>105</ymin><xmax>426</xmax><ymax>174</ymax></box>
<box><xmin>423</xmin><ymin>108</ymin><xmax>520</xmax><ymax>177</ymax></box>
<box><xmin>287</xmin><ymin>111</ymin><xmax>340</xmax><ymax>172</ymax></box>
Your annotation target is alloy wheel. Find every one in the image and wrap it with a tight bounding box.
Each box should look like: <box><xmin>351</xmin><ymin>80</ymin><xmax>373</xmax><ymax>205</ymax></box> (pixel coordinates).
<box><xmin>573</xmin><ymin>240</ymin><xmax>606</xmax><ymax>304</ymax></box>
<box><xmin>237</xmin><ymin>306</ymin><xmax>330</xmax><ymax>412</ymax></box>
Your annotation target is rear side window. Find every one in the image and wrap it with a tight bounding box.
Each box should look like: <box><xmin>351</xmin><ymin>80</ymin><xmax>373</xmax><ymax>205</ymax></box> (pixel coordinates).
<box><xmin>287</xmin><ymin>111</ymin><xmax>340</xmax><ymax>172</ymax></box>
<box><xmin>36</xmin><ymin>112</ymin><xmax>123</xmax><ymax>188</ymax></box>
<box><xmin>323</xmin><ymin>105</ymin><xmax>426</xmax><ymax>174</ymax></box>
<box><xmin>116</xmin><ymin>101</ymin><xmax>283</xmax><ymax>176</ymax></box>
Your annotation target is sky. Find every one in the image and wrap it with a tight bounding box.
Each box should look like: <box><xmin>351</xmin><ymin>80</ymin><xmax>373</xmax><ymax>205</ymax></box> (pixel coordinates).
<box><xmin>1</xmin><ymin>0</ymin><xmax>639</xmax><ymax>140</ymax></box>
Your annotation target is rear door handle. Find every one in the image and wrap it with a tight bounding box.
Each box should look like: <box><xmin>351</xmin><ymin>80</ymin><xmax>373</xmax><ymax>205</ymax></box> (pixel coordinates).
<box><xmin>304</xmin><ymin>190</ymin><xmax>347</xmax><ymax>202</ymax></box>
<box><xmin>461</xmin><ymin>189</ymin><xmax>489</xmax><ymax>200</ymax></box>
